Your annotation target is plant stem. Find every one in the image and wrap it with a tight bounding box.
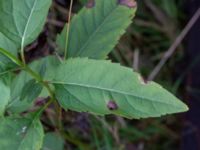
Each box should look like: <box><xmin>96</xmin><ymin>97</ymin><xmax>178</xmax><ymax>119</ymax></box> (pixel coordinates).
<box><xmin>57</xmin><ymin>103</ymin><xmax>63</xmax><ymax>130</ymax></box>
<box><xmin>23</xmin><ymin>65</ymin><xmax>55</xmax><ymax>99</ymax></box>
<box><xmin>64</xmin><ymin>0</ymin><xmax>74</xmax><ymax>59</ymax></box>
<box><xmin>36</xmin><ymin>98</ymin><xmax>54</xmax><ymax>118</ymax></box>
<box><xmin>24</xmin><ymin>65</ymin><xmax>57</xmax><ymax>119</ymax></box>
<box><xmin>0</xmin><ymin>48</ymin><xmax>23</xmax><ymax>66</ymax></box>
<box><xmin>0</xmin><ymin>48</ymin><xmax>54</xmax><ymax>103</ymax></box>
<box><xmin>0</xmin><ymin>46</ymin><xmax>55</xmax><ymax>110</ymax></box>
<box><xmin>61</xmin><ymin>132</ymin><xmax>90</xmax><ymax>150</ymax></box>
<box><xmin>20</xmin><ymin>46</ymin><xmax>26</xmax><ymax>65</ymax></box>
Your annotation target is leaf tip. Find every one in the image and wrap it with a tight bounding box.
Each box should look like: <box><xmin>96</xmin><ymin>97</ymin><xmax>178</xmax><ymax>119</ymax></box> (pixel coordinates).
<box><xmin>181</xmin><ymin>103</ymin><xmax>189</xmax><ymax>112</ymax></box>
<box><xmin>174</xmin><ymin>100</ymin><xmax>189</xmax><ymax>113</ymax></box>
<box><xmin>118</xmin><ymin>0</ymin><xmax>137</xmax><ymax>8</ymax></box>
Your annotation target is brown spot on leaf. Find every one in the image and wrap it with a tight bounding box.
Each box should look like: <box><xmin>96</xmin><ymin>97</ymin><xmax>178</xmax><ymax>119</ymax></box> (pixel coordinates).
<box><xmin>107</xmin><ymin>100</ymin><xmax>118</xmax><ymax>110</ymax></box>
<box><xmin>118</xmin><ymin>0</ymin><xmax>137</xmax><ymax>8</ymax></box>
<box><xmin>138</xmin><ymin>75</ymin><xmax>149</xmax><ymax>85</ymax></box>
<box><xmin>86</xmin><ymin>0</ymin><xmax>95</xmax><ymax>8</ymax></box>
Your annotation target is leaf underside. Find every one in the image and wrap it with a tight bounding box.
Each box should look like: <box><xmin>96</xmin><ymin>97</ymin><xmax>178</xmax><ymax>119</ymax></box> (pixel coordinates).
<box><xmin>53</xmin><ymin>58</ymin><xmax>188</xmax><ymax>119</ymax></box>
<box><xmin>56</xmin><ymin>0</ymin><xmax>137</xmax><ymax>59</ymax></box>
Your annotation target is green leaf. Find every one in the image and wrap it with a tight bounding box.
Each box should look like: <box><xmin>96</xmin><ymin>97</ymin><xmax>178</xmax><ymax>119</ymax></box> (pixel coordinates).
<box><xmin>20</xmin><ymin>79</ymin><xmax>43</xmax><ymax>103</ymax></box>
<box><xmin>0</xmin><ymin>33</ymin><xmax>18</xmax><ymax>72</ymax></box>
<box><xmin>42</xmin><ymin>133</ymin><xmax>64</xmax><ymax>150</ymax></box>
<box><xmin>7</xmin><ymin>56</ymin><xmax>60</xmax><ymax>113</ymax></box>
<box><xmin>0</xmin><ymin>81</ymin><xmax>10</xmax><ymax>117</ymax></box>
<box><xmin>56</xmin><ymin>0</ymin><xmax>137</xmax><ymax>59</ymax></box>
<box><xmin>0</xmin><ymin>0</ymin><xmax>51</xmax><ymax>48</ymax></box>
<box><xmin>0</xmin><ymin>33</ymin><xmax>17</xmax><ymax>54</ymax></box>
<box><xmin>0</xmin><ymin>72</ymin><xmax>15</xmax><ymax>86</ymax></box>
<box><xmin>0</xmin><ymin>116</ymin><xmax>44</xmax><ymax>150</ymax></box>
<box><xmin>53</xmin><ymin>58</ymin><xmax>188</xmax><ymax>119</ymax></box>
<box><xmin>0</xmin><ymin>48</ymin><xmax>23</xmax><ymax>67</ymax></box>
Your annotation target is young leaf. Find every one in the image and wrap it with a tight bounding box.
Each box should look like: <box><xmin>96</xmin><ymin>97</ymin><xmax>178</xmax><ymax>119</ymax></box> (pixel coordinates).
<box><xmin>52</xmin><ymin>58</ymin><xmax>188</xmax><ymax>119</ymax></box>
<box><xmin>20</xmin><ymin>79</ymin><xmax>43</xmax><ymax>103</ymax></box>
<box><xmin>56</xmin><ymin>0</ymin><xmax>137</xmax><ymax>59</ymax></box>
<box><xmin>0</xmin><ymin>0</ymin><xmax>51</xmax><ymax>48</ymax></box>
<box><xmin>0</xmin><ymin>116</ymin><xmax>44</xmax><ymax>150</ymax></box>
<box><xmin>0</xmin><ymin>81</ymin><xmax>10</xmax><ymax>117</ymax></box>
<box><xmin>7</xmin><ymin>56</ymin><xmax>60</xmax><ymax>113</ymax></box>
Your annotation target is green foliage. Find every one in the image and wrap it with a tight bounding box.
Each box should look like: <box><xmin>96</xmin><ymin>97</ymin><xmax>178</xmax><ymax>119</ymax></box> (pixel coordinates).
<box><xmin>0</xmin><ymin>33</ymin><xmax>17</xmax><ymax>72</ymax></box>
<box><xmin>0</xmin><ymin>81</ymin><xmax>10</xmax><ymax>117</ymax></box>
<box><xmin>20</xmin><ymin>79</ymin><xmax>43</xmax><ymax>103</ymax></box>
<box><xmin>53</xmin><ymin>58</ymin><xmax>188</xmax><ymax>119</ymax></box>
<box><xmin>0</xmin><ymin>0</ymin><xmax>188</xmax><ymax>149</ymax></box>
<box><xmin>0</xmin><ymin>0</ymin><xmax>52</xmax><ymax>49</ymax></box>
<box><xmin>56</xmin><ymin>0</ymin><xmax>137</xmax><ymax>59</ymax></box>
<box><xmin>0</xmin><ymin>33</ymin><xmax>17</xmax><ymax>54</ymax></box>
<box><xmin>0</xmin><ymin>116</ymin><xmax>44</xmax><ymax>150</ymax></box>
<box><xmin>7</xmin><ymin>56</ymin><xmax>60</xmax><ymax>113</ymax></box>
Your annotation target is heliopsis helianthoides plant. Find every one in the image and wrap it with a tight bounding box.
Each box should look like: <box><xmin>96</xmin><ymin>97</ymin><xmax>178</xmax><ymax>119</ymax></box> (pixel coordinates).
<box><xmin>0</xmin><ymin>0</ymin><xmax>188</xmax><ymax>149</ymax></box>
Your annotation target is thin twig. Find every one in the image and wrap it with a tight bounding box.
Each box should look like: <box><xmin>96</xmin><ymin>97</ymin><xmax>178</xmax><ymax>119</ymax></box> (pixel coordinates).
<box><xmin>64</xmin><ymin>0</ymin><xmax>74</xmax><ymax>60</ymax></box>
<box><xmin>133</xmin><ymin>49</ymin><xmax>139</xmax><ymax>71</ymax></box>
<box><xmin>53</xmin><ymin>1</ymin><xmax>69</xmax><ymax>16</ymax></box>
<box><xmin>148</xmin><ymin>7</ymin><xmax>200</xmax><ymax>81</ymax></box>
<box><xmin>134</xmin><ymin>19</ymin><xmax>165</xmax><ymax>32</ymax></box>
<box><xmin>47</xmin><ymin>19</ymin><xmax>64</xmax><ymax>27</ymax></box>
<box><xmin>94</xmin><ymin>116</ymin><xmax>113</xmax><ymax>133</ymax></box>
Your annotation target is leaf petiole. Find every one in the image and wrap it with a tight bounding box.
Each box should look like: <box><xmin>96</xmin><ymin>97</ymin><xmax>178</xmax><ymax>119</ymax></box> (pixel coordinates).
<box><xmin>64</xmin><ymin>0</ymin><xmax>74</xmax><ymax>60</ymax></box>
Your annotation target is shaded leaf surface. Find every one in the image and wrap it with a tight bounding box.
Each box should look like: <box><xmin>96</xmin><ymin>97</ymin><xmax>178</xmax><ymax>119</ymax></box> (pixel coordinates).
<box><xmin>56</xmin><ymin>0</ymin><xmax>137</xmax><ymax>59</ymax></box>
<box><xmin>20</xmin><ymin>79</ymin><xmax>43</xmax><ymax>103</ymax></box>
<box><xmin>0</xmin><ymin>81</ymin><xmax>10</xmax><ymax>117</ymax></box>
<box><xmin>0</xmin><ymin>116</ymin><xmax>44</xmax><ymax>150</ymax></box>
<box><xmin>7</xmin><ymin>56</ymin><xmax>60</xmax><ymax>113</ymax></box>
<box><xmin>53</xmin><ymin>58</ymin><xmax>188</xmax><ymax>119</ymax></box>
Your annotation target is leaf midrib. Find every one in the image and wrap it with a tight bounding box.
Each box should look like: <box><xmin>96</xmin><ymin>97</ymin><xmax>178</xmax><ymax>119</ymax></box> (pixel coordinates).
<box><xmin>75</xmin><ymin>1</ymin><xmax>119</xmax><ymax>56</ymax></box>
<box><xmin>21</xmin><ymin>0</ymin><xmax>38</xmax><ymax>48</ymax></box>
<box><xmin>53</xmin><ymin>81</ymin><xmax>179</xmax><ymax>107</ymax></box>
<box><xmin>63</xmin><ymin>84</ymin><xmax>155</xmax><ymax>116</ymax></box>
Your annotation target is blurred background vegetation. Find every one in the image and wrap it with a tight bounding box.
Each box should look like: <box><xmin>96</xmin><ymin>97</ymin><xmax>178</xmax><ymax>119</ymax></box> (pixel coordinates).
<box><xmin>24</xmin><ymin>0</ymin><xmax>200</xmax><ymax>149</ymax></box>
